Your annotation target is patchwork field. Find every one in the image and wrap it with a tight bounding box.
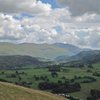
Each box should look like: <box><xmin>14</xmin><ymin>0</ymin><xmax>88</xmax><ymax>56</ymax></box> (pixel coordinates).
<box><xmin>0</xmin><ymin>63</ymin><xmax>100</xmax><ymax>100</ymax></box>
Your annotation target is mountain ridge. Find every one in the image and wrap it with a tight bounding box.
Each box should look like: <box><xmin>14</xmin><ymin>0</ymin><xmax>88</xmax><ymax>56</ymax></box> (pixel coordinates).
<box><xmin>0</xmin><ymin>42</ymin><xmax>88</xmax><ymax>59</ymax></box>
<box><xmin>57</xmin><ymin>50</ymin><xmax>100</xmax><ymax>65</ymax></box>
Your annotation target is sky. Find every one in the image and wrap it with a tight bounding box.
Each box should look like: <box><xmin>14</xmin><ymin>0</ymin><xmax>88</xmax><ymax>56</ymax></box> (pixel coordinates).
<box><xmin>0</xmin><ymin>0</ymin><xmax>100</xmax><ymax>49</ymax></box>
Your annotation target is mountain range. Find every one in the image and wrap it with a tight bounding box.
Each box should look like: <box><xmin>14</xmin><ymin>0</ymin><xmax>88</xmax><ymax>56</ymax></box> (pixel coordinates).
<box><xmin>0</xmin><ymin>42</ymin><xmax>99</xmax><ymax>68</ymax></box>
<box><xmin>0</xmin><ymin>42</ymin><xmax>100</xmax><ymax>65</ymax></box>
<box><xmin>0</xmin><ymin>42</ymin><xmax>89</xmax><ymax>59</ymax></box>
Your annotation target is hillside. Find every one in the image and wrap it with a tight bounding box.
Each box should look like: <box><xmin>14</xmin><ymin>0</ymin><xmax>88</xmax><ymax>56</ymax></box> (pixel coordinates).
<box><xmin>0</xmin><ymin>42</ymin><xmax>84</xmax><ymax>59</ymax></box>
<box><xmin>0</xmin><ymin>55</ymin><xmax>45</xmax><ymax>69</ymax></box>
<box><xmin>55</xmin><ymin>43</ymin><xmax>92</xmax><ymax>60</ymax></box>
<box><xmin>0</xmin><ymin>43</ymin><xmax>68</xmax><ymax>59</ymax></box>
<box><xmin>54</xmin><ymin>43</ymin><xmax>82</xmax><ymax>55</ymax></box>
<box><xmin>58</xmin><ymin>50</ymin><xmax>100</xmax><ymax>66</ymax></box>
<box><xmin>0</xmin><ymin>82</ymin><xmax>67</xmax><ymax>100</ymax></box>
<box><xmin>69</xmin><ymin>50</ymin><xmax>100</xmax><ymax>64</ymax></box>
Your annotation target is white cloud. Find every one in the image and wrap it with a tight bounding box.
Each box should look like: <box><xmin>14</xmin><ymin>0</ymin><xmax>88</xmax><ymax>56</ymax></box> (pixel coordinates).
<box><xmin>0</xmin><ymin>13</ymin><xmax>25</xmax><ymax>42</ymax></box>
<box><xmin>0</xmin><ymin>0</ymin><xmax>99</xmax><ymax>49</ymax></box>
<box><xmin>0</xmin><ymin>0</ymin><xmax>51</xmax><ymax>14</ymax></box>
<box><xmin>75</xmin><ymin>13</ymin><xmax>96</xmax><ymax>22</ymax></box>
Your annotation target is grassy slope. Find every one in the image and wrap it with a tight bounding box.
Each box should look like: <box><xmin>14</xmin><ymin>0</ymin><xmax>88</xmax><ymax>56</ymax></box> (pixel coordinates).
<box><xmin>0</xmin><ymin>43</ymin><xmax>68</xmax><ymax>59</ymax></box>
<box><xmin>0</xmin><ymin>82</ymin><xmax>67</xmax><ymax>100</ymax></box>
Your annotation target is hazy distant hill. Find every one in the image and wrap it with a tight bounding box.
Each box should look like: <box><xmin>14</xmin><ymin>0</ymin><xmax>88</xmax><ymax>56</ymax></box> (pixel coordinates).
<box><xmin>54</xmin><ymin>43</ymin><xmax>82</xmax><ymax>55</ymax></box>
<box><xmin>54</xmin><ymin>43</ymin><xmax>91</xmax><ymax>61</ymax></box>
<box><xmin>58</xmin><ymin>50</ymin><xmax>100</xmax><ymax>65</ymax></box>
<box><xmin>0</xmin><ymin>42</ymin><xmax>83</xmax><ymax>59</ymax></box>
<box><xmin>70</xmin><ymin>50</ymin><xmax>100</xmax><ymax>64</ymax></box>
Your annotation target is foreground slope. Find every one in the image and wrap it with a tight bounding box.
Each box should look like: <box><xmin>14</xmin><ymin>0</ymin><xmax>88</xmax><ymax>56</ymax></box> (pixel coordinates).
<box><xmin>0</xmin><ymin>82</ymin><xmax>67</xmax><ymax>100</ymax></box>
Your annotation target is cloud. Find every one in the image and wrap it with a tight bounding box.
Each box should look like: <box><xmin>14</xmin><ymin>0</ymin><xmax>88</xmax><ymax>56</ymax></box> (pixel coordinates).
<box><xmin>0</xmin><ymin>13</ymin><xmax>26</xmax><ymax>42</ymax></box>
<box><xmin>0</xmin><ymin>0</ymin><xmax>51</xmax><ymax>14</ymax></box>
<box><xmin>85</xmin><ymin>28</ymin><xmax>100</xmax><ymax>49</ymax></box>
<box><xmin>57</xmin><ymin>0</ymin><xmax>100</xmax><ymax>16</ymax></box>
<box><xmin>0</xmin><ymin>0</ymin><xmax>99</xmax><ymax>49</ymax></box>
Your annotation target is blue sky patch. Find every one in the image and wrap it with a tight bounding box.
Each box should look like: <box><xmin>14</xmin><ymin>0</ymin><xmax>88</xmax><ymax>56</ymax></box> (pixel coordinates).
<box><xmin>40</xmin><ymin>0</ymin><xmax>59</xmax><ymax>8</ymax></box>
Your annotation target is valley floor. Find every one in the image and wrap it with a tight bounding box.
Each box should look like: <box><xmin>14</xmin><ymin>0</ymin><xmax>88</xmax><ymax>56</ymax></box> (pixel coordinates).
<box><xmin>0</xmin><ymin>63</ymin><xmax>100</xmax><ymax>100</ymax></box>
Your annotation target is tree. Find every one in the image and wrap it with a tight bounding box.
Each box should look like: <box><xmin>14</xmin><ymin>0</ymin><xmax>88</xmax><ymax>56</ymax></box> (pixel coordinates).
<box><xmin>51</xmin><ymin>72</ymin><xmax>58</xmax><ymax>77</ymax></box>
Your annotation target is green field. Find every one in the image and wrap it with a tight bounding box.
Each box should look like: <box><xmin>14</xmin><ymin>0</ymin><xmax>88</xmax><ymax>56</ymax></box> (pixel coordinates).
<box><xmin>0</xmin><ymin>63</ymin><xmax>100</xmax><ymax>100</ymax></box>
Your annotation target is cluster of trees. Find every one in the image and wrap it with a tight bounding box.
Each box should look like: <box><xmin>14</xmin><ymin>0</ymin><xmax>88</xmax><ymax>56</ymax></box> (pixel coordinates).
<box><xmin>33</xmin><ymin>75</ymin><xmax>49</xmax><ymax>81</ymax></box>
<box><xmin>6</xmin><ymin>74</ymin><xmax>17</xmax><ymax>78</ymax></box>
<box><xmin>0</xmin><ymin>70</ymin><xmax>28</xmax><ymax>82</ymax></box>
<box><xmin>48</xmin><ymin>66</ymin><xmax>60</xmax><ymax>78</ymax></box>
<box><xmin>51</xmin><ymin>72</ymin><xmax>58</xmax><ymax>77</ymax></box>
<box><xmin>0</xmin><ymin>78</ymin><xmax>8</xmax><ymax>82</ymax></box>
<box><xmin>46</xmin><ymin>66</ymin><xmax>60</xmax><ymax>78</ymax></box>
<box><xmin>38</xmin><ymin>82</ymin><xmax>81</xmax><ymax>94</ymax></box>
<box><xmin>4</xmin><ymin>71</ymin><xmax>27</xmax><ymax>80</ymax></box>
<box><xmin>81</xmin><ymin>76</ymin><xmax>96</xmax><ymax>83</ymax></box>
<box><xmin>71</xmin><ymin>76</ymin><xmax>96</xmax><ymax>83</ymax></box>
<box><xmin>62</xmin><ymin>61</ymin><xmax>94</xmax><ymax>68</ymax></box>
<box><xmin>48</xmin><ymin>66</ymin><xmax>61</xmax><ymax>72</ymax></box>
<box><xmin>60</xmin><ymin>75</ymin><xmax>96</xmax><ymax>85</ymax></box>
<box><xmin>87</xmin><ymin>89</ymin><xmax>100</xmax><ymax>100</ymax></box>
<box><xmin>15</xmin><ymin>81</ymin><xmax>32</xmax><ymax>88</ymax></box>
<box><xmin>0</xmin><ymin>71</ymin><xmax>5</xmax><ymax>75</ymax></box>
<box><xmin>0</xmin><ymin>71</ymin><xmax>33</xmax><ymax>88</ymax></box>
<box><xmin>93</xmin><ymin>72</ymin><xmax>100</xmax><ymax>77</ymax></box>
